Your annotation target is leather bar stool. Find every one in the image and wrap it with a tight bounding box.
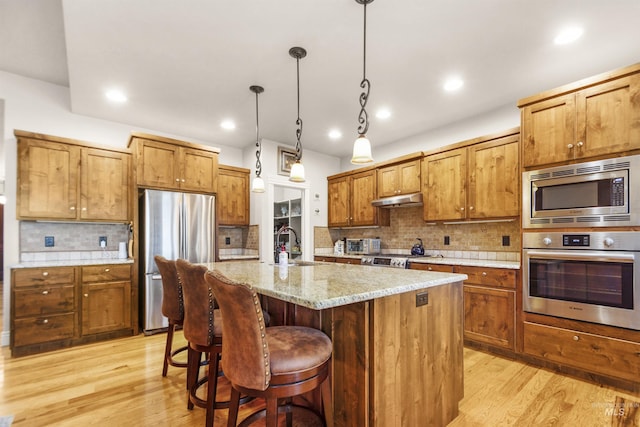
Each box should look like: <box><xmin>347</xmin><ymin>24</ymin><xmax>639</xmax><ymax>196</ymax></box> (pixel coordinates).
<box><xmin>205</xmin><ymin>269</ymin><xmax>333</xmax><ymax>427</ymax></box>
<box><xmin>154</xmin><ymin>255</ymin><xmax>188</xmax><ymax>377</ymax></box>
<box><xmin>176</xmin><ymin>258</ymin><xmax>225</xmax><ymax>427</ymax></box>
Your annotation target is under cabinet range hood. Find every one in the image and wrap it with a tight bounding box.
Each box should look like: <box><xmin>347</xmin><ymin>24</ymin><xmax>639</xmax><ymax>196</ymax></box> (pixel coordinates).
<box><xmin>371</xmin><ymin>192</ymin><xmax>423</xmax><ymax>208</ymax></box>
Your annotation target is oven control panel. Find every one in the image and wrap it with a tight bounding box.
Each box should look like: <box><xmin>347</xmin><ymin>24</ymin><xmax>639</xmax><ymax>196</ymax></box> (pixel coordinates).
<box><xmin>563</xmin><ymin>234</ymin><xmax>590</xmax><ymax>246</ymax></box>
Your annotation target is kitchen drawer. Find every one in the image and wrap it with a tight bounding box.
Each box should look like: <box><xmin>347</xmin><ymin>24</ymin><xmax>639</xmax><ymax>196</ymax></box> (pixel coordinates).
<box><xmin>335</xmin><ymin>257</ymin><xmax>361</xmax><ymax>265</ymax></box>
<box><xmin>410</xmin><ymin>263</ymin><xmax>454</xmax><ymax>272</ymax></box>
<box><xmin>454</xmin><ymin>265</ymin><xmax>516</xmax><ymax>289</ymax></box>
<box><xmin>13</xmin><ymin>267</ymin><xmax>76</xmax><ymax>287</ymax></box>
<box><xmin>314</xmin><ymin>256</ymin><xmax>337</xmax><ymax>263</ymax></box>
<box><xmin>523</xmin><ymin>321</ymin><xmax>640</xmax><ymax>380</ymax></box>
<box><xmin>82</xmin><ymin>264</ymin><xmax>131</xmax><ymax>282</ymax></box>
<box><xmin>13</xmin><ymin>313</ymin><xmax>75</xmax><ymax>347</ymax></box>
<box><xmin>13</xmin><ymin>285</ymin><xmax>75</xmax><ymax>318</ymax></box>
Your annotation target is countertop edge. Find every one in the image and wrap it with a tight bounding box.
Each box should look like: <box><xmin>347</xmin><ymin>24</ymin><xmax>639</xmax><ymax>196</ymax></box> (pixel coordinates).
<box><xmin>12</xmin><ymin>259</ymin><xmax>135</xmax><ymax>268</ymax></box>
<box><xmin>314</xmin><ymin>253</ymin><xmax>520</xmax><ymax>269</ymax></box>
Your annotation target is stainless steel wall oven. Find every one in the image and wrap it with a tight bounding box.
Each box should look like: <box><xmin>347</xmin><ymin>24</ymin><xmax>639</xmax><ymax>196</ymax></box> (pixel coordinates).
<box><xmin>523</xmin><ymin>231</ymin><xmax>640</xmax><ymax>330</ymax></box>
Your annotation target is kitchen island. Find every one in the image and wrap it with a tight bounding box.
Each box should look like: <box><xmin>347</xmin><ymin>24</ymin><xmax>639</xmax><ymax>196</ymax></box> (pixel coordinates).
<box><xmin>206</xmin><ymin>260</ymin><xmax>467</xmax><ymax>427</ymax></box>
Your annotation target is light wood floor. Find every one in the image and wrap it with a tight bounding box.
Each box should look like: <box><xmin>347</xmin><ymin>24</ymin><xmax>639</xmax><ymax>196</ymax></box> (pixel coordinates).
<box><xmin>1</xmin><ymin>316</ymin><xmax>639</xmax><ymax>426</ymax></box>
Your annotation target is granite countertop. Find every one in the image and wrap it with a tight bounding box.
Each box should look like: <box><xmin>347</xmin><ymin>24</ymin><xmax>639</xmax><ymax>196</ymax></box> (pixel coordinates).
<box><xmin>218</xmin><ymin>254</ymin><xmax>260</xmax><ymax>261</ymax></box>
<box><xmin>205</xmin><ymin>260</ymin><xmax>467</xmax><ymax>310</ymax></box>
<box><xmin>12</xmin><ymin>258</ymin><xmax>134</xmax><ymax>268</ymax></box>
<box><xmin>314</xmin><ymin>252</ymin><xmax>520</xmax><ymax>269</ymax></box>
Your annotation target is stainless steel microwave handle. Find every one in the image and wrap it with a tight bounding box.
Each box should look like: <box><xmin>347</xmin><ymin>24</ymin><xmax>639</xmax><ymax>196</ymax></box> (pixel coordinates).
<box><xmin>525</xmin><ymin>250</ymin><xmax>635</xmax><ymax>263</ymax></box>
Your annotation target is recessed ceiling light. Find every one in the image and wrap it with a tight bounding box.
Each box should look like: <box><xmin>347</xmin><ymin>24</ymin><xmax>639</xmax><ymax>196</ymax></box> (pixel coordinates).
<box><xmin>554</xmin><ymin>26</ymin><xmax>583</xmax><ymax>45</ymax></box>
<box><xmin>105</xmin><ymin>89</ymin><xmax>127</xmax><ymax>103</ymax></box>
<box><xmin>220</xmin><ymin>120</ymin><xmax>236</xmax><ymax>130</ymax></box>
<box><xmin>328</xmin><ymin>129</ymin><xmax>342</xmax><ymax>140</ymax></box>
<box><xmin>376</xmin><ymin>108</ymin><xmax>391</xmax><ymax>120</ymax></box>
<box><xmin>443</xmin><ymin>77</ymin><xmax>464</xmax><ymax>92</ymax></box>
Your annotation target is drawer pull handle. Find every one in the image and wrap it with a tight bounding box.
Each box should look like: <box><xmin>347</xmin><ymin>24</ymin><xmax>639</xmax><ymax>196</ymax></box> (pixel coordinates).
<box><xmin>42</xmin><ymin>319</ymin><xmax>49</xmax><ymax>324</ymax></box>
<box><xmin>42</xmin><ymin>290</ymin><xmax>49</xmax><ymax>295</ymax></box>
<box><xmin>573</xmin><ymin>335</ymin><xmax>579</xmax><ymax>341</ymax></box>
<box><xmin>481</xmin><ymin>272</ymin><xmax>487</xmax><ymax>276</ymax></box>
<box><xmin>428</xmin><ymin>267</ymin><xmax>433</xmax><ymax>271</ymax></box>
<box><xmin>84</xmin><ymin>293</ymin><xmax>89</xmax><ymax>297</ymax></box>
<box><xmin>42</xmin><ymin>271</ymin><xmax>49</xmax><ymax>276</ymax></box>
<box><xmin>105</xmin><ymin>268</ymin><xmax>110</xmax><ymax>272</ymax></box>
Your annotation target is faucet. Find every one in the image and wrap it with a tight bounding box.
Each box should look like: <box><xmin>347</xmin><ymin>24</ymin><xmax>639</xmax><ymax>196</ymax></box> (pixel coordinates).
<box><xmin>275</xmin><ymin>225</ymin><xmax>300</xmax><ymax>252</ymax></box>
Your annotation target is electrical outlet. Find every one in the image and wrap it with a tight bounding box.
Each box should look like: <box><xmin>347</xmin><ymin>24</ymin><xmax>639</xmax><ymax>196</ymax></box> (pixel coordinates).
<box><xmin>416</xmin><ymin>291</ymin><xmax>429</xmax><ymax>307</ymax></box>
<box><xmin>44</xmin><ymin>236</ymin><xmax>55</xmax><ymax>247</ymax></box>
<box><xmin>502</xmin><ymin>235</ymin><xmax>510</xmax><ymax>246</ymax></box>
<box><xmin>225</xmin><ymin>237</ymin><xmax>231</xmax><ymax>245</ymax></box>
<box><xmin>444</xmin><ymin>236</ymin><xmax>450</xmax><ymax>245</ymax></box>
<box><xmin>99</xmin><ymin>236</ymin><xmax>107</xmax><ymax>247</ymax></box>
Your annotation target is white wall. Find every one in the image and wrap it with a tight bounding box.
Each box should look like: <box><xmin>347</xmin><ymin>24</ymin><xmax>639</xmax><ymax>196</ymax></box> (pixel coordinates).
<box><xmin>339</xmin><ymin>103</ymin><xmax>520</xmax><ymax>170</ymax></box>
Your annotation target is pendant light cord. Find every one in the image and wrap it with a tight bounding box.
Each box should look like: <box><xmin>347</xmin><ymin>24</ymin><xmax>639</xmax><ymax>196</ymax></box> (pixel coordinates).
<box><xmin>254</xmin><ymin>90</ymin><xmax>261</xmax><ymax>177</ymax></box>
<box><xmin>358</xmin><ymin>1</ymin><xmax>371</xmax><ymax>136</ymax></box>
<box><xmin>295</xmin><ymin>55</ymin><xmax>303</xmax><ymax>161</ymax></box>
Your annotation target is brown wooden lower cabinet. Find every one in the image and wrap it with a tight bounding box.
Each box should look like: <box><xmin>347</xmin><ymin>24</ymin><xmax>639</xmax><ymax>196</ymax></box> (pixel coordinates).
<box><xmin>523</xmin><ymin>321</ymin><xmax>640</xmax><ymax>382</ymax></box>
<box><xmin>11</xmin><ymin>264</ymin><xmax>134</xmax><ymax>357</ymax></box>
<box><xmin>314</xmin><ymin>255</ymin><xmax>337</xmax><ymax>263</ymax></box>
<box><xmin>262</xmin><ymin>281</ymin><xmax>464</xmax><ymax>427</ymax></box>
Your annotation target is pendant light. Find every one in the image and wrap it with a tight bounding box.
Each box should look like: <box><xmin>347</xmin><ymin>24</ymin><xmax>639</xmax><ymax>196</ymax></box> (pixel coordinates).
<box><xmin>250</xmin><ymin>85</ymin><xmax>265</xmax><ymax>193</ymax></box>
<box><xmin>289</xmin><ymin>46</ymin><xmax>307</xmax><ymax>182</ymax></box>
<box><xmin>351</xmin><ymin>0</ymin><xmax>374</xmax><ymax>164</ymax></box>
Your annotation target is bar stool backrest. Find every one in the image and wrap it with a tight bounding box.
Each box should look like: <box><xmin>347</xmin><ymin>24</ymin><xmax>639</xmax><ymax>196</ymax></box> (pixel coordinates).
<box><xmin>155</xmin><ymin>255</ymin><xmax>183</xmax><ymax>322</ymax></box>
<box><xmin>176</xmin><ymin>259</ymin><xmax>217</xmax><ymax>347</ymax></box>
<box><xmin>204</xmin><ymin>269</ymin><xmax>271</xmax><ymax>391</ymax></box>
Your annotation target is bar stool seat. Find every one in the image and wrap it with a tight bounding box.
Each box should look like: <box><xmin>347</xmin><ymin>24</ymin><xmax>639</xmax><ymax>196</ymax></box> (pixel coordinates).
<box><xmin>205</xmin><ymin>269</ymin><xmax>333</xmax><ymax>427</ymax></box>
<box><xmin>154</xmin><ymin>255</ymin><xmax>188</xmax><ymax>377</ymax></box>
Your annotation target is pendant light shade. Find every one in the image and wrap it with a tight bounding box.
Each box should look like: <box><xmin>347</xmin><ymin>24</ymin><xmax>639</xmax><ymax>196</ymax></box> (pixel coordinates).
<box><xmin>351</xmin><ymin>0</ymin><xmax>375</xmax><ymax>164</ymax></box>
<box><xmin>352</xmin><ymin>134</ymin><xmax>373</xmax><ymax>164</ymax></box>
<box><xmin>289</xmin><ymin>46</ymin><xmax>307</xmax><ymax>182</ymax></box>
<box><xmin>250</xmin><ymin>85</ymin><xmax>265</xmax><ymax>193</ymax></box>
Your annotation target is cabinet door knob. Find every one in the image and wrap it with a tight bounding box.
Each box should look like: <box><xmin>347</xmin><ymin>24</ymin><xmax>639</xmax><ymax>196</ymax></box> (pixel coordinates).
<box><xmin>42</xmin><ymin>271</ymin><xmax>49</xmax><ymax>276</ymax></box>
<box><xmin>84</xmin><ymin>293</ymin><xmax>89</xmax><ymax>297</ymax></box>
<box><xmin>460</xmin><ymin>207</ymin><xmax>465</xmax><ymax>211</ymax></box>
<box><xmin>573</xmin><ymin>335</ymin><xmax>579</xmax><ymax>341</ymax></box>
<box><xmin>175</xmin><ymin>178</ymin><xmax>180</xmax><ymax>182</ymax></box>
<box><xmin>567</xmin><ymin>143</ymin><xmax>574</xmax><ymax>149</ymax></box>
<box><xmin>105</xmin><ymin>268</ymin><xmax>110</xmax><ymax>272</ymax></box>
<box><xmin>81</xmin><ymin>207</ymin><xmax>87</xmax><ymax>211</ymax></box>
<box><xmin>577</xmin><ymin>141</ymin><xmax>584</xmax><ymax>148</ymax></box>
<box><xmin>481</xmin><ymin>271</ymin><xmax>487</xmax><ymax>276</ymax></box>
<box><xmin>42</xmin><ymin>290</ymin><xmax>49</xmax><ymax>295</ymax></box>
<box><xmin>42</xmin><ymin>319</ymin><xmax>49</xmax><ymax>324</ymax></box>
<box><xmin>181</xmin><ymin>179</ymin><xmax>186</xmax><ymax>183</ymax></box>
<box><xmin>70</xmin><ymin>206</ymin><xmax>76</xmax><ymax>210</ymax></box>
<box><xmin>469</xmin><ymin>206</ymin><xmax>474</xmax><ymax>211</ymax></box>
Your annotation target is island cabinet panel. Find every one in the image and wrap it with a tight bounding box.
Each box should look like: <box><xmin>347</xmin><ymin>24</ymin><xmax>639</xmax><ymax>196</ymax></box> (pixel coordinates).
<box><xmin>81</xmin><ymin>265</ymin><xmax>132</xmax><ymax>336</ymax></box>
<box><xmin>217</xmin><ymin>165</ymin><xmax>250</xmax><ymax>226</ymax></box>
<box><xmin>523</xmin><ymin>321</ymin><xmax>640</xmax><ymax>381</ymax></box>
<box><xmin>369</xmin><ymin>284</ymin><xmax>464</xmax><ymax>427</ymax></box>
<box><xmin>520</xmin><ymin>66</ymin><xmax>640</xmax><ymax>168</ymax></box>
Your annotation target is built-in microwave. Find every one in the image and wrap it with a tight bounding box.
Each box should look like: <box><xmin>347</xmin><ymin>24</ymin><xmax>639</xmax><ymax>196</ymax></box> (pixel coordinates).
<box><xmin>523</xmin><ymin>154</ymin><xmax>640</xmax><ymax>228</ymax></box>
<box><xmin>346</xmin><ymin>238</ymin><xmax>381</xmax><ymax>255</ymax></box>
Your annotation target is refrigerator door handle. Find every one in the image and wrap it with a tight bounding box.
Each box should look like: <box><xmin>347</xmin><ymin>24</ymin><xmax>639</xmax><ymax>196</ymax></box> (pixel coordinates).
<box><xmin>151</xmin><ymin>274</ymin><xmax>162</xmax><ymax>280</ymax></box>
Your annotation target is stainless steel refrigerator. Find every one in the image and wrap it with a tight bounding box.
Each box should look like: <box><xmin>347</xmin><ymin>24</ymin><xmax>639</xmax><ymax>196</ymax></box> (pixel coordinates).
<box><xmin>140</xmin><ymin>189</ymin><xmax>215</xmax><ymax>334</ymax></box>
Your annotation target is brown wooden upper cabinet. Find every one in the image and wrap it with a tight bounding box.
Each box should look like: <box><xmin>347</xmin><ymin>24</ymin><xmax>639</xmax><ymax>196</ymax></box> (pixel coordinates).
<box><xmin>129</xmin><ymin>133</ymin><xmax>219</xmax><ymax>193</ymax></box>
<box><xmin>519</xmin><ymin>64</ymin><xmax>640</xmax><ymax>168</ymax></box>
<box><xmin>423</xmin><ymin>130</ymin><xmax>520</xmax><ymax>222</ymax></box>
<box><xmin>328</xmin><ymin>168</ymin><xmax>389</xmax><ymax>228</ymax></box>
<box><xmin>377</xmin><ymin>157</ymin><xmax>421</xmax><ymax>198</ymax></box>
<box><xmin>217</xmin><ymin>165</ymin><xmax>250</xmax><ymax>226</ymax></box>
<box><xmin>17</xmin><ymin>131</ymin><xmax>131</xmax><ymax>222</ymax></box>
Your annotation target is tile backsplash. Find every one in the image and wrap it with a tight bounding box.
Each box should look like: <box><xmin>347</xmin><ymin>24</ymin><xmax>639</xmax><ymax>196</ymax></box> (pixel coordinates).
<box><xmin>317</xmin><ymin>206</ymin><xmax>520</xmax><ymax>260</ymax></box>
<box><xmin>19</xmin><ymin>221</ymin><xmax>130</xmax><ymax>262</ymax></box>
<box><xmin>217</xmin><ymin>225</ymin><xmax>259</xmax><ymax>250</ymax></box>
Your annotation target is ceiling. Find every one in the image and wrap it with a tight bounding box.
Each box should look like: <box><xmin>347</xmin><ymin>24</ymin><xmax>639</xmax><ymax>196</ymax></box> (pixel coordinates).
<box><xmin>1</xmin><ymin>0</ymin><xmax>639</xmax><ymax>158</ymax></box>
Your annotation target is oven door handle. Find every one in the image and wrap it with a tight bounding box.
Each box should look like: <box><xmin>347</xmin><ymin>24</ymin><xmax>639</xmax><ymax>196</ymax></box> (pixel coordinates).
<box><xmin>525</xmin><ymin>250</ymin><xmax>636</xmax><ymax>263</ymax></box>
